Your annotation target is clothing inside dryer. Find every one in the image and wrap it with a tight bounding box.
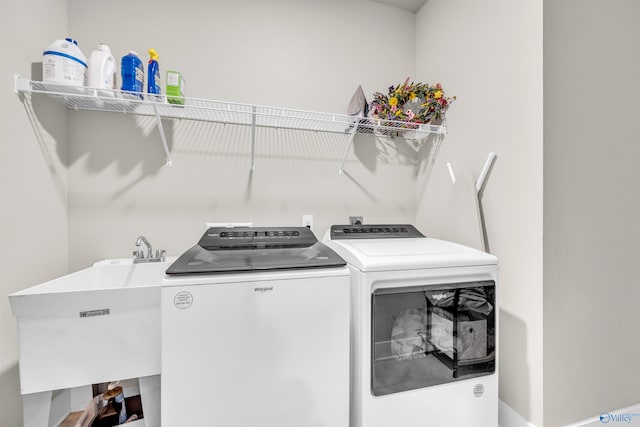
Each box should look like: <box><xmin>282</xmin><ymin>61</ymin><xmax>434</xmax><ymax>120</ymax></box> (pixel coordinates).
<box><xmin>371</xmin><ymin>281</ymin><xmax>495</xmax><ymax>396</ymax></box>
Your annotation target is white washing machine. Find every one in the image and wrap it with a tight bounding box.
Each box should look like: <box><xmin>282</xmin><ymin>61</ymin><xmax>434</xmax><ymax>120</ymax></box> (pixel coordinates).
<box><xmin>161</xmin><ymin>226</ymin><xmax>350</xmax><ymax>427</ymax></box>
<box><xmin>324</xmin><ymin>224</ymin><xmax>498</xmax><ymax>427</ymax></box>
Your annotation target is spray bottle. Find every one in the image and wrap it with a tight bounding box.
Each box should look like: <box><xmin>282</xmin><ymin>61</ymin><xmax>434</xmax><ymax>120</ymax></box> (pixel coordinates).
<box><xmin>147</xmin><ymin>48</ymin><xmax>161</xmax><ymax>101</ymax></box>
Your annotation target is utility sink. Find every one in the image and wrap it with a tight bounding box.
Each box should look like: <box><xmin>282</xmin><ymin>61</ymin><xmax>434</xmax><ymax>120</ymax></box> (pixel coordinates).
<box><xmin>9</xmin><ymin>258</ymin><xmax>173</xmax><ymax>395</ymax></box>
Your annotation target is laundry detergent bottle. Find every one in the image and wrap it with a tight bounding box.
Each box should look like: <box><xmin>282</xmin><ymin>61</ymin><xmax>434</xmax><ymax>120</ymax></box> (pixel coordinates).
<box><xmin>147</xmin><ymin>48</ymin><xmax>161</xmax><ymax>101</ymax></box>
<box><xmin>120</xmin><ymin>51</ymin><xmax>144</xmax><ymax>99</ymax></box>
<box><xmin>87</xmin><ymin>43</ymin><xmax>116</xmax><ymax>96</ymax></box>
<box><xmin>42</xmin><ymin>38</ymin><xmax>87</xmax><ymax>86</ymax></box>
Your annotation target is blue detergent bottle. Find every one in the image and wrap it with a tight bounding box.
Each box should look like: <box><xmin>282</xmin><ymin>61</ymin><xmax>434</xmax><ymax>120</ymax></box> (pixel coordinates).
<box><xmin>120</xmin><ymin>51</ymin><xmax>144</xmax><ymax>99</ymax></box>
<box><xmin>147</xmin><ymin>48</ymin><xmax>161</xmax><ymax>101</ymax></box>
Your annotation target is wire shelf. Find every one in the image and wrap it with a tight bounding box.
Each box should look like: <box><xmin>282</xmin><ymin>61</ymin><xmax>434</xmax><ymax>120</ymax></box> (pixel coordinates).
<box><xmin>16</xmin><ymin>77</ymin><xmax>446</xmax><ymax>139</ymax></box>
<box><xmin>14</xmin><ymin>75</ymin><xmax>446</xmax><ymax>169</ymax></box>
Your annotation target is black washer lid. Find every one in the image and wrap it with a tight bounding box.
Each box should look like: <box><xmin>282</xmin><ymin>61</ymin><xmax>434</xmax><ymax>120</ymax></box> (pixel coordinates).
<box><xmin>166</xmin><ymin>226</ymin><xmax>346</xmax><ymax>275</ymax></box>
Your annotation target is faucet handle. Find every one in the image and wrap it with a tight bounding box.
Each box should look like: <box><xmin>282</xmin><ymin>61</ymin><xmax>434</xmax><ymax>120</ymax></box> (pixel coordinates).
<box><xmin>155</xmin><ymin>249</ymin><xmax>166</xmax><ymax>262</ymax></box>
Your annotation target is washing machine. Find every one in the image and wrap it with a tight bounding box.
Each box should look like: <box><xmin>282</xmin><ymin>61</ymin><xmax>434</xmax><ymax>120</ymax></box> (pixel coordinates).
<box><xmin>161</xmin><ymin>226</ymin><xmax>350</xmax><ymax>427</ymax></box>
<box><xmin>324</xmin><ymin>224</ymin><xmax>498</xmax><ymax>427</ymax></box>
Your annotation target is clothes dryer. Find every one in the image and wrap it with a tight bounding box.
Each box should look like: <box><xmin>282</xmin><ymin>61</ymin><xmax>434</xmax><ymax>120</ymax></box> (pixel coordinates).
<box><xmin>162</xmin><ymin>226</ymin><xmax>350</xmax><ymax>427</ymax></box>
<box><xmin>324</xmin><ymin>224</ymin><xmax>498</xmax><ymax>427</ymax></box>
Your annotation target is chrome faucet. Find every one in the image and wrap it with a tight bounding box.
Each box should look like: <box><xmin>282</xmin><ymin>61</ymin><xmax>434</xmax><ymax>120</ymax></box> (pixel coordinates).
<box><xmin>133</xmin><ymin>235</ymin><xmax>166</xmax><ymax>263</ymax></box>
<box><xmin>136</xmin><ymin>235</ymin><xmax>153</xmax><ymax>258</ymax></box>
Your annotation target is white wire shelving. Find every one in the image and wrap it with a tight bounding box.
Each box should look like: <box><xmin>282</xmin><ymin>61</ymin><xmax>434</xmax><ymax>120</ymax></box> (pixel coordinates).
<box><xmin>14</xmin><ymin>75</ymin><xmax>446</xmax><ymax>171</ymax></box>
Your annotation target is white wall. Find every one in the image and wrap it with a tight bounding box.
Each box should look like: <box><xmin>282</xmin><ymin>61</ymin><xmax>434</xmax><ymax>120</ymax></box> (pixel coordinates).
<box><xmin>65</xmin><ymin>0</ymin><xmax>420</xmax><ymax>270</ymax></box>
<box><xmin>13</xmin><ymin>3</ymin><xmax>639</xmax><ymax>427</ymax></box>
<box><xmin>415</xmin><ymin>0</ymin><xmax>544</xmax><ymax>425</ymax></box>
<box><xmin>1</xmin><ymin>2</ymin><xmax>421</xmax><ymax>423</ymax></box>
<box><xmin>543</xmin><ymin>1</ymin><xmax>640</xmax><ymax>426</ymax></box>
<box><xmin>0</xmin><ymin>0</ymin><xmax>69</xmax><ymax>425</ymax></box>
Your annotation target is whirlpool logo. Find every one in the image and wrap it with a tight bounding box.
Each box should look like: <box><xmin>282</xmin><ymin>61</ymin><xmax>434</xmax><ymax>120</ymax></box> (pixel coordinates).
<box><xmin>254</xmin><ymin>286</ymin><xmax>274</xmax><ymax>293</ymax></box>
<box><xmin>600</xmin><ymin>411</ymin><xmax>640</xmax><ymax>424</ymax></box>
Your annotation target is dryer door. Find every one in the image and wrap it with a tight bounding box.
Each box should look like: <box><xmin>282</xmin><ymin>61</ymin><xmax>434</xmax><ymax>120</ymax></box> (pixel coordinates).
<box><xmin>371</xmin><ymin>281</ymin><xmax>495</xmax><ymax>396</ymax></box>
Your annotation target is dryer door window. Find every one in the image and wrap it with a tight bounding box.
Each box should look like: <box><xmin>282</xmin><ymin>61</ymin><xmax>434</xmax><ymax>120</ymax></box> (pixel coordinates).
<box><xmin>371</xmin><ymin>281</ymin><xmax>495</xmax><ymax>396</ymax></box>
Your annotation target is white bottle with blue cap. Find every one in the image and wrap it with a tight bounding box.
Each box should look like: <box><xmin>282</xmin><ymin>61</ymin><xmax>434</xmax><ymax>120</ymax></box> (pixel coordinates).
<box><xmin>42</xmin><ymin>38</ymin><xmax>87</xmax><ymax>87</ymax></box>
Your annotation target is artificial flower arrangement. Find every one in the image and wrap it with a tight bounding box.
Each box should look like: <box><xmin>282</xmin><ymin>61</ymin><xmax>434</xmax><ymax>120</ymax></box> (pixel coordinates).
<box><xmin>369</xmin><ymin>78</ymin><xmax>456</xmax><ymax>125</ymax></box>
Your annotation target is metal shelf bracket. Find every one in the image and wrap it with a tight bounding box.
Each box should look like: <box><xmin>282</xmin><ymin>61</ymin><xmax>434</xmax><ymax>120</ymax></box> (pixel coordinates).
<box><xmin>250</xmin><ymin>105</ymin><xmax>257</xmax><ymax>171</ymax></box>
<box><xmin>339</xmin><ymin>121</ymin><xmax>358</xmax><ymax>175</ymax></box>
<box><xmin>152</xmin><ymin>103</ymin><xmax>173</xmax><ymax>167</ymax></box>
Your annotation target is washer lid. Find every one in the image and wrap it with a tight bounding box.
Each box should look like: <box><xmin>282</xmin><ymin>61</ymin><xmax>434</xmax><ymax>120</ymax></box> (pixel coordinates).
<box><xmin>325</xmin><ymin>224</ymin><xmax>496</xmax><ymax>271</ymax></box>
<box><xmin>166</xmin><ymin>226</ymin><xmax>346</xmax><ymax>275</ymax></box>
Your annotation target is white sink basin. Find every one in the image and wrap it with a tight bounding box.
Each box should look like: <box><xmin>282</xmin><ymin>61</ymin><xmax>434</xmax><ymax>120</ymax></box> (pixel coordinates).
<box><xmin>9</xmin><ymin>258</ymin><xmax>173</xmax><ymax>394</ymax></box>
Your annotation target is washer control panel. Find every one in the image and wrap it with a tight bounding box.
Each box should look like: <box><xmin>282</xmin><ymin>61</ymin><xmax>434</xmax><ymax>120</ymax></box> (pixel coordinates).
<box><xmin>199</xmin><ymin>227</ymin><xmax>311</xmax><ymax>249</ymax></box>
<box><xmin>329</xmin><ymin>224</ymin><xmax>424</xmax><ymax>240</ymax></box>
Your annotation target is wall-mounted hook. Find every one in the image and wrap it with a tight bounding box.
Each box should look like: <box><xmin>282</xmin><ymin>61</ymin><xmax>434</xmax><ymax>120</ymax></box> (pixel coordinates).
<box><xmin>446</xmin><ymin>162</ymin><xmax>456</xmax><ymax>184</ymax></box>
<box><xmin>476</xmin><ymin>152</ymin><xmax>497</xmax><ymax>253</ymax></box>
<box><xmin>476</xmin><ymin>152</ymin><xmax>497</xmax><ymax>194</ymax></box>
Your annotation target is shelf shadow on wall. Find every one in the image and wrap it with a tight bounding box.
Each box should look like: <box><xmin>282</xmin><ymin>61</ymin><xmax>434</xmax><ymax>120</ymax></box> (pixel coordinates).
<box><xmin>339</xmin><ymin>133</ymin><xmax>443</xmax><ymax>206</ymax></box>
<box><xmin>25</xmin><ymin>62</ymin><xmax>173</xmax><ymax>181</ymax></box>
<box><xmin>352</xmin><ymin>133</ymin><xmax>443</xmax><ymax>178</ymax></box>
<box><xmin>416</xmin><ymin>133</ymin><xmax>445</xmax><ymax>177</ymax></box>
<box><xmin>100</xmin><ymin>114</ymin><xmax>174</xmax><ymax>200</ymax></box>
<box><xmin>16</xmin><ymin>63</ymin><xmax>68</xmax><ymax>204</ymax></box>
<box><xmin>245</xmin><ymin>169</ymin><xmax>254</xmax><ymax>201</ymax></box>
<box><xmin>23</xmin><ymin>94</ymin><xmax>174</xmax><ymax>176</ymax></box>
<box><xmin>23</xmin><ymin>100</ymin><xmax>174</xmax><ymax>202</ymax></box>
<box><xmin>340</xmin><ymin>169</ymin><xmax>379</xmax><ymax>204</ymax></box>
<box><xmin>353</xmin><ymin>134</ymin><xmax>433</xmax><ymax>174</ymax></box>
